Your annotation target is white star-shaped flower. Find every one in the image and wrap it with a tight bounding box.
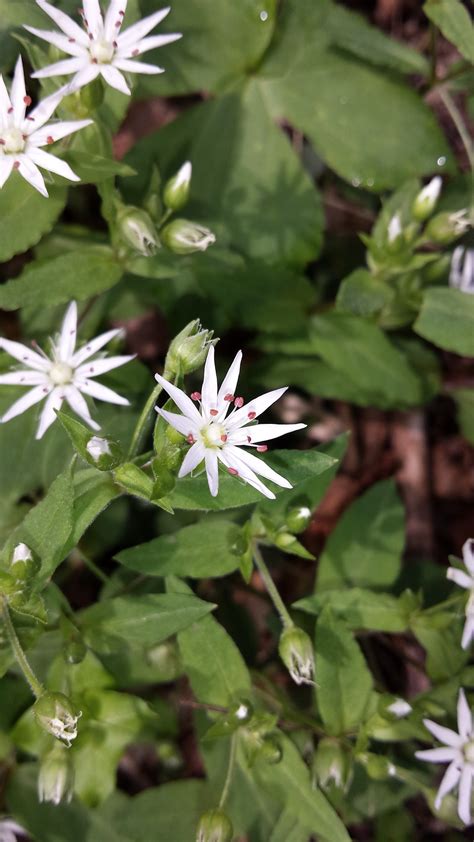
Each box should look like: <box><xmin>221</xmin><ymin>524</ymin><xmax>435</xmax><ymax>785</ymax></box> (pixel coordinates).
<box><xmin>26</xmin><ymin>0</ymin><xmax>182</xmax><ymax>96</ymax></box>
<box><xmin>0</xmin><ymin>56</ymin><xmax>91</xmax><ymax>197</ymax></box>
<box><xmin>447</xmin><ymin>539</ymin><xmax>474</xmax><ymax>649</ymax></box>
<box><xmin>155</xmin><ymin>346</ymin><xmax>306</xmax><ymax>499</ymax></box>
<box><xmin>450</xmin><ymin>247</ymin><xmax>474</xmax><ymax>295</ymax></box>
<box><xmin>0</xmin><ymin>301</ymin><xmax>134</xmax><ymax>439</ymax></box>
<box><xmin>416</xmin><ymin>689</ymin><xmax>474</xmax><ymax>825</ymax></box>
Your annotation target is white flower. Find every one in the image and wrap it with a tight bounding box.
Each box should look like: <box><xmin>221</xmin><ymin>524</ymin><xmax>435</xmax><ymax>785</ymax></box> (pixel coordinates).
<box><xmin>387</xmin><ymin>698</ymin><xmax>412</xmax><ymax>719</ymax></box>
<box><xmin>387</xmin><ymin>213</ymin><xmax>402</xmax><ymax>244</ymax></box>
<box><xmin>26</xmin><ymin>0</ymin><xmax>182</xmax><ymax>96</ymax></box>
<box><xmin>450</xmin><ymin>246</ymin><xmax>474</xmax><ymax>294</ymax></box>
<box><xmin>86</xmin><ymin>435</ymin><xmax>111</xmax><ymax>461</ymax></box>
<box><xmin>0</xmin><ymin>820</ymin><xmax>28</xmax><ymax>842</ymax></box>
<box><xmin>0</xmin><ymin>301</ymin><xmax>133</xmax><ymax>439</ymax></box>
<box><xmin>416</xmin><ymin>689</ymin><xmax>474</xmax><ymax>825</ymax></box>
<box><xmin>447</xmin><ymin>539</ymin><xmax>474</xmax><ymax>649</ymax></box>
<box><xmin>0</xmin><ymin>56</ymin><xmax>91</xmax><ymax>197</ymax></box>
<box><xmin>155</xmin><ymin>346</ymin><xmax>306</xmax><ymax>498</ymax></box>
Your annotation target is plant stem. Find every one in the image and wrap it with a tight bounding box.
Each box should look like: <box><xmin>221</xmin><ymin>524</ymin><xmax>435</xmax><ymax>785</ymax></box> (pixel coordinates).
<box><xmin>252</xmin><ymin>543</ymin><xmax>294</xmax><ymax>630</ymax></box>
<box><xmin>438</xmin><ymin>87</ymin><xmax>474</xmax><ymax>213</ymax></box>
<box><xmin>1</xmin><ymin>598</ymin><xmax>44</xmax><ymax>698</ymax></box>
<box><xmin>219</xmin><ymin>733</ymin><xmax>237</xmax><ymax>810</ymax></box>
<box><xmin>128</xmin><ymin>382</ymin><xmax>163</xmax><ymax>459</ymax></box>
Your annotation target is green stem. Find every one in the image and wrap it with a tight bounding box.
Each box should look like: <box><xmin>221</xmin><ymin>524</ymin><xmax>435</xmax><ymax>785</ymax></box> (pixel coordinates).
<box><xmin>128</xmin><ymin>382</ymin><xmax>163</xmax><ymax>459</ymax></box>
<box><xmin>438</xmin><ymin>87</ymin><xmax>474</xmax><ymax>214</ymax></box>
<box><xmin>2</xmin><ymin>598</ymin><xmax>44</xmax><ymax>698</ymax></box>
<box><xmin>252</xmin><ymin>543</ymin><xmax>294</xmax><ymax>630</ymax></box>
<box><xmin>218</xmin><ymin>733</ymin><xmax>237</xmax><ymax>810</ymax></box>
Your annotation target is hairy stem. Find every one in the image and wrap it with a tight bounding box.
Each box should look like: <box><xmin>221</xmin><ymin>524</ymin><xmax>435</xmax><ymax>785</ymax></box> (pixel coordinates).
<box><xmin>2</xmin><ymin>598</ymin><xmax>44</xmax><ymax>698</ymax></box>
<box><xmin>252</xmin><ymin>543</ymin><xmax>294</xmax><ymax>630</ymax></box>
<box><xmin>128</xmin><ymin>382</ymin><xmax>163</xmax><ymax>459</ymax></box>
<box><xmin>219</xmin><ymin>733</ymin><xmax>237</xmax><ymax>809</ymax></box>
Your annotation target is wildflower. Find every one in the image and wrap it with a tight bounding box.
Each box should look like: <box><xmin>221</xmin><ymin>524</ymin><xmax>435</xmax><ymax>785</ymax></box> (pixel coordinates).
<box><xmin>0</xmin><ymin>301</ymin><xmax>133</xmax><ymax>439</ymax></box>
<box><xmin>38</xmin><ymin>743</ymin><xmax>74</xmax><ymax>805</ymax></box>
<box><xmin>447</xmin><ymin>539</ymin><xmax>474</xmax><ymax>649</ymax></box>
<box><xmin>26</xmin><ymin>0</ymin><xmax>182</xmax><ymax>95</ymax></box>
<box><xmin>163</xmin><ymin>161</ymin><xmax>192</xmax><ymax>211</ymax></box>
<box><xmin>412</xmin><ymin>176</ymin><xmax>442</xmax><ymax>221</ymax></box>
<box><xmin>416</xmin><ymin>688</ymin><xmax>474</xmax><ymax>825</ymax></box>
<box><xmin>161</xmin><ymin>219</ymin><xmax>216</xmax><ymax>254</ymax></box>
<box><xmin>0</xmin><ymin>57</ymin><xmax>91</xmax><ymax>197</ymax></box>
<box><xmin>278</xmin><ymin>626</ymin><xmax>315</xmax><ymax>686</ymax></box>
<box><xmin>155</xmin><ymin>346</ymin><xmax>306</xmax><ymax>498</ymax></box>
<box><xmin>33</xmin><ymin>692</ymin><xmax>81</xmax><ymax>747</ymax></box>
<box><xmin>449</xmin><ymin>246</ymin><xmax>474</xmax><ymax>294</ymax></box>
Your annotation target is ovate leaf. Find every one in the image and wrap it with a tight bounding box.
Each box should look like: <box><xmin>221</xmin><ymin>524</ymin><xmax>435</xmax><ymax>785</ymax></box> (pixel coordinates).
<box><xmin>0</xmin><ymin>176</ymin><xmax>66</xmax><ymax>262</ymax></box>
<box><xmin>414</xmin><ymin>288</ymin><xmax>474</xmax><ymax>357</ymax></box>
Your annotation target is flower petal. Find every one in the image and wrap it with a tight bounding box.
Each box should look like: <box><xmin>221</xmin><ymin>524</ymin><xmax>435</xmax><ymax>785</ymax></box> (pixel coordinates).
<box><xmin>76</xmin><ymin>355</ymin><xmax>134</xmax><ymax>378</ymax></box>
<box><xmin>76</xmin><ymin>378</ymin><xmax>129</xmax><ymax>406</ymax></box>
<box><xmin>0</xmin><ymin>74</ymin><xmax>12</xmax><ymax>115</ymax></box>
<box><xmin>458</xmin><ymin>765</ymin><xmax>473</xmax><ymax>825</ymax></box>
<box><xmin>155</xmin><ymin>372</ymin><xmax>203</xmax><ymax>426</ymax></box>
<box><xmin>66</xmin><ymin>63</ymin><xmax>101</xmax><ymax>93</ymax></box>
<box><xmin>462</xmin><ymin>617</ymin><xmax>474</xmax><ymax>650</ymax></box>
<box><xmin>57</xmin><ymin>301</ymin><xmax>77</xmax><ymax>361</ymax></box>
<box><xmin>217</xmin><ymin>350</ymin><xmax>242</xmax><ymax>413</ymax></box>
<box><xmin>64</xmin><ymin>385</ymin><xmax>100</xmax><ymax>430</ymax></box>
<box><xmin>82</xmin><ymin>0</ymin><xmax>103</xmax><ymax>38</ymax></box>
<box><xmin>0</xmin><ymin>371</ymin><xmax>48</xmax><ymax>386</ymax></box>
<box><xmin>104</xmin><ymin>0</ymin><xmax>128</xmax><ymax>41</ymax></box>
<box><xmin>113</xmin><ymin>58</ymin><xmax>164</xmax><ymax>75</ymax></box>
<box><xmin>1</xmin><ymin>385</ymin><xmax>48</xmax><ymax>424</ymax></box>
<box><xmin>457</xmin><ymin>689</ymin><xmax>472</xmax><ymax>739</ymax></box>
<box><xmin>99</xmin><ymin>65</ymin><xmax>131</xmax><ymax>95</ymax></box>
<box><xmin>10</xmin><ymin>57</ymin><xmax>27</xmax><ymax>123</ymax></box>
<box><xmin>447</xmin><ymin>568</ymin><xmax>474</xmax><ymax>590</ymax></box>
<box><xmin>35</xmin><ymin>0</ymin><xmax>89</xmax><ymax>45</ymax></box>
<box><xmin>28</xmin><ymin>147</ymin><xmax>80</xmax><ymax>182</ymax></box>
<box><xmin>35</xmin><ymin>388</ymin><xmax>63</xmax><ymax>438</ymax></box>
<box><xmin>415</xmin><ymin>747</ymin><xmax>460</xmax><ymax>764</ymax></box>
<box><xmin>32</xmin><ymin>56</ymin><xmax>87</xmax><ymax>80</ymax></box>
<box><xmin>178</xmin><ymin>441</ymin><xmax>205</xmax><ymax>478</ymax></box>
<box><xmin>0</xmin><ymin>338</ymin><xmax>50</xmax><ymax>371</ymax></box>
<box><xmin>463</xmin><ymin>539</ymin><xmax>474</xmax><ymax>576</ymax></box>
<box><xmin>228</xmin><ymin>445</ymin><xmax>292</xmax><ymax>489</ymax></box>
<box><xmin>205</xmin><ymin>449</ymin><xmax>219</xmax><ymax>497</ymax></box>
<box><xmin>29</xmin><ymin>118</ymin><xmax>92</xmax><ymax>147</ymax></box>
<box><xmin>116</xmin><ymin>31</ymin><xmax>181</xmax><ymax>58</ymax></box>
<box><xmin>231</xmin><ymin>422</ymin><xmax>306</xmax><ymax>445</ymax></box>
<box><xmin>22</xmin><ymin>85</ymin><xmax>69</xmax><ymax>132</ymax></box>
<box><xmin>157</xmin><ymin>407</ymin><xmax>198</xmax><ymax>438</ymax></box>
<box><xmin>0</xmin><ymin>157</ymin><xmax>14</xmax><ymax>189</ymax></box>
<box><xmin>16</xmin><ymin>156</ymin><xmax>48</xmax><ymax>197</ymax></box>
<box><xmin>422</xmin><ymin>719</ymin><xmax>463</xmax><ymax>748</ymax></box>
<box><xmin>71</xmin><ymin>329</ymin><xmax>124</xmax><ymax>366</ymax></box>
<box><xmin>434</xmin><ymin>762</ymin><xmax>461</xmax><ymax>809</ymax></box>
<box><xmin>201</xmin><ymin>345</ymin><xmax>218</xmax><ymax>417</ymax></box>
<box><xmin>23</xmin><ymin>26</ymin><xmax>86</xmax><ymax>57</ymax></box>
<box><xmin>217</xmin><ymin>448</ymin><xmax>275</xmax><ymax>499</ymax></box>
<box><xmin>226</xmin><ymin>387</ymin><xmax>288</xmax><ymax>430</ymax></box>
<box><xmin>117</xmin><ymin>6</ymin><xmax>172</xmax><ymax>49</ymax></box>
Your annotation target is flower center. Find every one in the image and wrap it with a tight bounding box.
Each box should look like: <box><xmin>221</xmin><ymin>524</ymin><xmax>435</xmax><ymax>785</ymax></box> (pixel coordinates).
<box><xmin>0</xmin><ymin>127</ymin><xmax>25</xmax><ymax>155</ymax></box>
<box><xmin>49</xmin><ymin>362</ymin><xmax>73</xmax><ymax>386</ymax></box>
<box><xmin>200</xmin><ymin>422</ymin><xmax>227</xmax><ymax>449</ymax></box>
<box><xmin>464</xmin><ymin>741</ymin><xmax>474</xmax><ymax>764</ymax></box>
<box><xmin>89</xmin><ymin>39</ymin><xmax>115</xmax><ymax>64</ymax></box>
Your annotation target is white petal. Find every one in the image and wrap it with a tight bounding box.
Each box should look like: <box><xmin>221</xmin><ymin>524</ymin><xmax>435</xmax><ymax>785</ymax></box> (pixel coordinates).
<box><xmin>28</xmin><ymin>147</ymin><xmax>80</xmax><ymax>182</ymax></box>
<box><xmin>22</xmin><ymin>85</ymin><xmax>69</xmax><ymax>132</ymax></box>
<box><xmin>24</xmin><ymin>26</ymin><xmax>85</xmax><ymax>57</ymax></box>
<box><xmin>116</xmin><ymin>32</ymin><xmax>181</xmax><ymax>58</ymax></box>
<box><xmin>462</xmin><ymin>617</ymin><xmax>474</xmax><ymax>650</ymax></box>
<box><xmin>217</xmin><ymin>448</ymin><xmax>275</xmax><ymax>499</ymax></box>
<box><xmin>463</xmin><ymin>539</ymin><xmax>474</xmax><ymax>576</ymax></box>
<box><xmin>205</xmin><ymin>449</ymin><xmax>219</xmax><ymax>497</ymax></box>
<box><xmin>0</xmin><ymin>157</ymin><xmax>14</xmax><ymax>188</ymax></box>
<box><xmin>217</xmin><ymin>350</ymin><xmax>242</xmax><ymax>412</ymax></box>
<box><xmin>35</xmin><ymin>0</ymin><xmax>89</xmax><ymax>45</ymax></box>
<box><xmin>155</xmin><ymin>372</ymin><xmax>203</xmax><ymax>425</ymax></box>
<box><xmin>423</xmin><ymin>719</ymin><xmax>463</xmax><ymax>748</ymax></box>
<box><xmin>113</xmin><ymin>58</ymin><xmax>164</xmax><ymax>75</ymax></box>
<box><xmin>157</xmin><ymin>407</ymin><xmax>198</xmax><ymax>438</ymax></box>
<box><xmin>1</xmin><ymin>385</ymin><xmax>48</xmax><ymax>424</ymax></box>
<box><xmin>11</xmin><ymin>57</ymin><xmax>27</xmax><ymax>123</ymax></box>
<box><xmin>0</xmin><ymin>338</ymin><xmax>50</xmax><ymax>371</ymax></box>
<box><xmin>178</xmin><ymin>441</ymin><xmax>205</xmax><ymax>478</ymax></box>
<box><xmin>447</xmin><ymin>568</ymin><xmax>474</xmax><ymax>590</ymax></box>
<box><xmin>226</xmin><ymin>387</ymin><xmax>288</xmax><ymax>430</ymax></box>
<box><xmin>0</xmin><ymin>371</ymin><xmax>48</xmax><ymax>386</ymax></box>
<box><xmin>457</xmin><ymin>690</ymin><xmax>472</xmax><ymax>739</ymax></box>
<box><xmin>99</xmin><ymin>65</ymin><xmax>131</xmax><ymax>95</ymax></box>
<box><xmin>57</xmin><ymin>301</ymin><xmax>78</xmax><ymax>361</ymax></box>
<box><xmin>32</xmin><ymin>56</ymin><xmax>87</xmax><ymax>80</ymax></box>
<box><xmin>117</xmin><ymin>6</ymin><xmax>172</xmax><ymax>49</ymax></box>
<box><xmin>0</xmin><ymin>74</ymin><xmax>12</xmax><ymax>116</ymax></box>
<box><xmin>228</xmin><ymin>445</ymin><xmax>292</xmax><ymax>489</ymax></box>
<box><xmin>201</xmin><ymin>345</ymin><xmax>218</xmax><ymax>416</ymax></box>
<box><xmin>36</xmin><ymin>388</ymin><xmax>63</xmax><ymax>438</ymax></box>
<box><xmin>231</xmin><ymin>422</ymin><xmax>306</xmax><ymax>445</ymax></box>
<box><xmin>104</xmin><ymin>0</ymin><xmax>128</xmax><ymax>40</ymax></box>
<box><xmin>415</xmin><ymin>747</ymin><xmax>460</xmax><ymax>763</ymax></box>
<box><xmin>76</xmin><ymin>355</ymin><xmax>134</xmax><ymax>377</ymax></box>
<box><xmin>66</xmin><ymin>63</ymin><xmax>101</xmax><ymax>93</ymax></box>
<box><xmin>434</xmin><ymin>762</ymin><xmax>462</xmax><ymax>809</ymax></box>
<box><xmin>458</xmin><ymin>765</ymin><xmax>473</xmax><ymax>825</ymax></box>
<box><xmin>64</xmin><ymin>385</ymin><xmax>100</xmax><ymax>430</ymax></box>
<box><xmin>71</xmin><ymin>329</ymin><xmax>124</xmax><ymax>366</ymax></box>
<box><xmin>30</xmin><ymin>117</ymin><xmax>92</xmax><ymax>149</ymax></box>
<box><xmin>82</xmin><ymin>0</ymin><xmax>103</xmax><ymax>38</ymax></box>
<box><xmin>76</xmin><ymin>378</ymin><xmax>129</xmax><ymax>406</ymax></box>
<box><xmin>16</xmin><ymin>156</ymin><xmax>48</xmax><ymax>197</ymax></box>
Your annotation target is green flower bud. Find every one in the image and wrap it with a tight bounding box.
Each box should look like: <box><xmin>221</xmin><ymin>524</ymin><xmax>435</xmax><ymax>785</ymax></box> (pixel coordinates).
<box><xmin>425</xmin><ymin>209</ymin><xmax>470</xmax><ymax>245</ymax></box>
<box><xmin>165</xmin><ymin>319</ymin><xmax>216</xmax><ymax>377</ymax></box>
<box><xmin>314</xmin><ymin>738</ymin><xmax>352</xmax><ymax>791</ymax></box>
<box><xmin>257</xmin><ymin>736</ymin><xmax>282</xmax><ymax>765</ymax></box>
<box><xmin>279</xmin><ymin>626</ymin><xmax>315</xmax><ymax>686</ymax></box>
<box><xmin>163</xmin><ymin>161</ymin><xmax>192</xmax><ymax>211</ymax></box>
<box><xmin>285</xmin><ymin>505</ymin><xmax>312</xmax><ymax>534</ymax></box>
<box><xmin>412</xmin><ymin>176</ymin><xmax>442</xmax><ymax>222</ymax></box>
<box><xmin>360</xmin><ymin>752</ymin><xmax>397</xmax><ymax>781</ymax></box>
<box><xmin>85</xmin><ymin>435</ymin><xmax>122</xmax><ymax>470</ymax></box>
<box><xmin>38</xmin><ymin>743</ymin><xmax>75</xmax><ymax>805</ymax></box>
<box><xmin>274</xmin><ymin>532</ymin><xmax>298</xmax><ymax>550</ymax></box>
<box><xmin>386</xmin><ymin>213</ymin><xmax>404</xmax><ymax>252</ymax></box>
<box><xmin>33</xmin><ymin>692</ymin><xmax>81</xmax><ymax>747</ymax></box>
<box><xmin>196</xmin><ymin>809</ymin><xmax>233</xmax><ymax>842</ymax></box>
<box><xmin>162</xmin><ymin>219</ymin><xmax>216</xmax><ymax>255</ymax></box>
<box><xmin>117</xmin><ymin>206</ymin><xmax>160</xmax><ymax>256</ymax></box>
<box><xmin>10</xmin><ymin>543</ymin><xmax>40</xmax><ymax>581</ymax></box>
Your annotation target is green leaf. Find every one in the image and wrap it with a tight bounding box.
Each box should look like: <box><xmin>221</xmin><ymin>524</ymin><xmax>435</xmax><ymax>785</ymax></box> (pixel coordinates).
<box><xmin>411</xmin><ymin>612</ymin><xmax>468</xmax><ymax>680</ymax></box>
<box><xmin>336</xmin><ymin>269</ymin><xmax>392</xmax><ymax>317</ymax></box>
<box><xmin>63</xmin><ymin>151</ymin><xmax>136</xmax><ymax>183</ymax></box>
<box><xmin>295</xmin><ymin>588</ymin><xmax>411</xmax><ymax>633</ymax></box>
<box><xmin>454</xmin><ymin>387</ymin><xmax>474</xmax><ymax>444</ymax></box>
<box><xmin>0</xmin><ymin>247</ymin><xmax>123</xmax><ymax>311</ymax></box>
<box><xmin>316</xmin><ymin>479</ymin><xmax>405</xmax><ymax>591</ymax></box>
<box><xmin>414</xmin><ymin>288</ymin><xmax>474</xmax><ymax>357</ymax></box>
<box><xmin>80</xmin><ymin>592</ymin><xmax>215</xmax><ymax>653</ymax></box>
<box><xmin>316</xmin><ymin>608</ymin><xmax>374</xmax><ymax>734</ymax></box>
<box><xmin>424</xmin><ymin>0</ymin><xmax>474</xmax><ymax>63</ymax></box>
<box><xmin>116</xmin><ymin>517</ymin><xmax>243</xmax><ymax>578</ymax></box>
<box><xmin>167</xmin><ymin>576</ymin><xmax>251</xmax><ymax>706</ymax></box>
<box><xmin>0</xmin><ymin>175</ymin><xmax>67</xmax><ymax>262</ymax></box>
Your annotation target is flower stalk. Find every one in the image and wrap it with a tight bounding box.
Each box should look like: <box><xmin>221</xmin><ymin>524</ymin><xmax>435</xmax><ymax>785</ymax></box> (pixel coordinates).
<box><xmin>1</xmin><ymin>597</ymin><xmax>44</xmax><ymax>698</ymax></box>
<box><xmin>252</xmin><ymin>543</ymin><xmax>294</xmax><ymax>630</ymax></box>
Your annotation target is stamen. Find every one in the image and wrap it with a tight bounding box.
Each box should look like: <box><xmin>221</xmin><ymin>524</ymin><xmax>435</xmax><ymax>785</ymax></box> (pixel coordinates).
<box><xmin>224</xmin><ymin>393</ymin><xmax>234</xmax><ymax>402</ymax></box>
<box><xmin>26</xmin><ymin>117</ymin><xmax>35</xmax><ymax>121</ymax></box>
<box><xmin>23</xmin><ymin>96</ymin><xmax>32</xmax><ymax>106</ymax></box>
<box><xmin>13</xmin><ymin>161</ymin><xmax>20</xmax><ymax>169</ymax></box>
<box><xmin>228</xmin><ymin>467</ymin><xmax>239</xmax><ymax>476</ymax></box>
<box><xmin>46</xmin><ymin>136</ymin><xmax>54</xmax><ymax>145</ymax></box>
<box><xmin>210</xmin><ymin>409</ymin><xmax>218</xmax><ymax>417</ymax></box>
<box><xmin>115</xmin><ymin>20</ymin><xmax>121</xmax><ymax>26</ymax></box>
<box><xmin>8</xmin><ymin>107</ymin><xmax>13</xmax><ymax>114</ymax></box>
<box><xmin>234</xmin><ymin>396</ymin><xmax>244</xmax><ymax>408</ymax></box>
<box><xmin>92</xmin><ymin>57</ymin><xmax>98</xmax><ymax>63</ymax></box>
<box><xmin>191</xmin><ymin>391</ymin><xmax>201</xmax><ymax>401</ymax></box>
<box><xmin>257</xmin><ymin>445</ymin><xmax>268</xmax><ymax>453</ymax></box>
<box><xmin>132</xmin><ymin>49</ymin><xmax>139</xmax><ymax>56</ymax></box>
<box><xmin>0</xmin><ymin>140</ymin><xmax>4</xmax><ymax>145</ymax></box>
<box><xmin>220</xmin><ymin>434</ymin><xmax>227</xmax><ymax>443</ymax></box>
<box><xmin>186</xmin><ymin>433</ymin><xmax>195</xmax><ymax>444</ymax></box>
<box><xmin>247</xmin><ymin>411</ymin><xmax>256</xmax><ymax>420</ymax></box>
<box><xmin>69</xmin><ymin>37</ymin><xmax>76</xmax><ymax>43</ymax></box>
<box><xmin>119</xmin><ymin>9</ymin><xmax>125</xmax><ymax>15</ymax></box>
<box><xmin>113</xmin><ymin>40</ymin><xmax>118</xmax><ymax>47</ymax></box>
<box><xmin>247</xmin><ymin>436</ymin><xmax>251</xmax><ymax>443</ymax></box>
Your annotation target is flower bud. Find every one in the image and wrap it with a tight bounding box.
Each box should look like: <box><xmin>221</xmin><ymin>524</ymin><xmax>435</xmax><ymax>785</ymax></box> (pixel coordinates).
<box><xmin>196</xmin><ymin>809</ymin><xmax>233</xmax><ymax>842</ymax></box>
<box><xmin>278</xmin><ymin>626</ymin><xmax>315</xmax><ymax>686</ymax></box>
<box><xmin>117</xmin><ymin>206</ymin><xmax>160</xmax><ymax>256</ymax></box>
<box><xmin>165</xmin><ymin>319</ymin><xmax>216</xmax><ymax>377</ymax></box>
<box><xmin>412</xmin><ymin>176</ymin><xmax>442</xmax><ymax>221</ymax></box>
<box><xmin>425</xmin><ymin>209</ymin><xmax>470</xmax><ymax>245</ymax></box>
<box><xmin>38</xmin><ymin>743</ymin><xmax>74</xmax><ymax>805</ymax></box>
<box><xmin>386</xmin><ymin>698</ymin><xmax>412</xmax><ymax>719</ymax></box>
<box><xmin>85</xmin><ymin>435</ymin><xmax>122</xmax><ymax>470</ymax></box>
<box><xmin>360</xmin><ymin>752</ymin><xmax>397</xmax><ymax>781</ymax></box>
<box><xmin>163</xmin><ymin>161</ymin><xmax>192</xmax><ymax>211</ymax></box>
<box><xmin>386</xmin><ymin>213</ymin><xmax>403</xmax><ymax>250</ymax></box>
<box><xmin>161</xmin><ymin>219</ymin><xmax>216</xmax><ymax>255</ymax></box>
<box><xmin>10</xmin><ymin>543</ymin><xmax>40</xmax><ymax>581</ymax></box>
<box><xmin>449</xmin><ymin>246</ymin><xmax>474</xmax><ymax>294</ymax></box>
<box><xmin>285</xmin><ymin>505</ymin><xmax>312</xmax><ymax>534</ymax></box>
<box><xmin>314</xmin><ymin>738</ymin><xmax>352</xmax><ymax>791</ymax></box>
<box><xmin>274</xmin><ymin>531</ymin><xmax>298</xmax><ymax>551</ymax></box>
<box><xmin>33</xmin><ymin>692</ymin><xmax>81</xmax><ymax>747</ymax></box>
<box><xmin>257</xmin><ymin>736</ymin><xmax>282</xmax><ymax>765</ymax></box>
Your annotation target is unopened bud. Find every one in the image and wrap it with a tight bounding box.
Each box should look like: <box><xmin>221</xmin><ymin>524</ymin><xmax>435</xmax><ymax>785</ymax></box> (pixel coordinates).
<box><xmin>412</xmin><ymin>176</ymin><xmax>442</xmax><ymax>221</ymax></box>
<box><xmin>161</xmin><ymin>219</ymin><xmax>216</xmax><ymax>255</ymax></box>
<box><xmin>165</xmin><ymin>319</ymin><xmax>216</xmax><ymax>376</ymax></box>
<box><xmin>118</xmin><ymin>206</ymin><xmax>160</xmax><ymax>256</ymax></box>
<box><xmin>425</xmin><ymin>209</ymin><xmax>470</xmax><ymax>245</ymax></box>
<box><xmin>314</xmin><ymin>738</ymin><xmax>352</xmax><ymax>791</ymax></box>
<box><xmin>274</xmin><ymin>531</ymin><xmax>298</xmax><ymax>550</ymax></box>
<box><xmin>85</xmin><ymin>435</ymin><xmax>122</xmax><ymax>470</ymax></box>
<box><xmin>38</xmin><ymin>743</ymin><xmax>74</xmax><ymax>805</ymax></box>
<box><xmin>196</xmin><ymin>809</ymin><xmax>233</xmax><ymax>842</ymax></box>
<box><xmin>10</xmin><ymin>543</ymin><xmax>40</xmax><ymax>581</ymax></box>
<box><xmin>386</xmin><ymin>698</ymin><xmax>412</xmax><ymax>719</ymax></box>
<box><xmin>279</xmin><ymin>626</ymin><xmax>315</xmax><ymax>686</ymax></box>
<box><xmin>163</xmin><ymin>161</ymin><xmax>192</xmax><ymax>211</ymax></box>
<box><xmin>449</xmin><ymin>246</ymin><xmax>474</xmax><ymax>294</ymax></box>
<box><xmin>387</xmin><ymin>213</ymin><xmax>403</xmax><ymax>249</ymax></box>
<box><xmin>285</xmin><ymin>505</ymin><xmax>312</xmax><ymax>534</ymax></box>
<box><xmin>33</xmin><ymin>692</ymin><xmax>81</xmax><ymax>747</ymax></box>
